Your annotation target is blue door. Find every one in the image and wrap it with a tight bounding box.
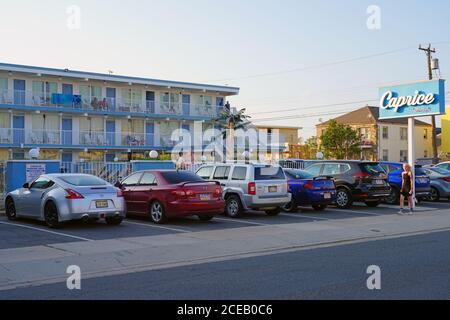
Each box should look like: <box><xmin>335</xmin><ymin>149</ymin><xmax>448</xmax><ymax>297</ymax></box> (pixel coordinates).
<box><xmin>182</xmin><ymin>94</ymin><xmax>190</xmax><ymax>116</ymax></box>
<box><xmin>13</xmin><ymin>80</ymin><xmax>25</xmax><ymax>105</ymax></box>
<box><xmin>106</xmin><ymin>88</ymin><xmax>116</xmax><ymax>111</ymax></box>
<box><xmin>181</xmin><ymin>124</ymin><xmax>191</xmax><ymax>145</ymax></box>
<box><xmin>62</xmin><ymin>84</ymin><xmax>73</xmax><ymax>95</ymax></box>
<box><xmin>106</xmin><ymin>120</ymin><xmax>115</xmax><ymax>146</ymax></box>
<box><xmin>105</xmin><ymin>154</ymin><xmax>115</xmax><ymax>162</ymax></box>
<box><xmin>146</xmin><ymin>91</ymin><xmax>155</xmax><ymax>113</ymax></box>
<box><xmin>216</xmin><ymin>97</ymin><xmax>224</xmax><ymax>115</ymax></box>
<box><xmin>146</xmin><ymin>122</ymin><xmax>154</xmax><ymax>146</ymax></box>
<box><xmin>62</xmin><ymin>118</ymin><xmax>72</xmax><ymax>145</ymax></box>
<box><xmin>13</xmin><ymin>115</ymin><xmax>25</xmax><ymax>144</ymax></box>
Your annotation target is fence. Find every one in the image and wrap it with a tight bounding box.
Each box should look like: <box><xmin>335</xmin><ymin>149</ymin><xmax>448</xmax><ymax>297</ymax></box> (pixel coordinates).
<box><xmin>0</xmin><ymin>161</ymin><xmax>6</xmax><ymax>206</ymax></box>
<box><xmin>60</xmin><ymin>162</ymin><xmax>133</xmax><ymax>184</ymax></box>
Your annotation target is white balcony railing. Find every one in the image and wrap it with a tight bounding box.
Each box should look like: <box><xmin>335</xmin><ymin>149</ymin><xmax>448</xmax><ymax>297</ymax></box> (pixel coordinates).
<box><xmin>0</xmin><ymin>89</ymin><xmax>220</xmax><ymax>118</ymax></box>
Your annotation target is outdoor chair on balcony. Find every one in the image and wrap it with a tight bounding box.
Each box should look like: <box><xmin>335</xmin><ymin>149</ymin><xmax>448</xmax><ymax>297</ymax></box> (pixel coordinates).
<box><xmin>46</xmin><ymin>132</ymin><xmax>58</xmax><ymax>144</ymax></box>
<box><xmin>83</xmin><ymin>133</ymin><xmax>92</xmax><ymax>145</ymax></box>
<box><xmin>97</xmin><ymin>134</ymin><xmax>105</xmax><ymax>145</ymax></box>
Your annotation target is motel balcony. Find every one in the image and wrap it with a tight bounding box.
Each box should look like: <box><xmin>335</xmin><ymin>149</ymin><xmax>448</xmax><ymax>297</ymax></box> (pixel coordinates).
<box><xmin>0</xmin><ymin>128</ymin><xmax>162</xmax><ymax>148</ymax></box>
<box><xmin>0</xmin><ymin>89</ymin><xmax>221</xmax><ymax>118</ymax></box>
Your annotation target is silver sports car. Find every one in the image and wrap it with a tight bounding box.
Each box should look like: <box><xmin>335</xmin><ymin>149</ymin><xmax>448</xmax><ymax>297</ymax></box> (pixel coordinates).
<box><xmin>422</xmin><ymin>167</ymin><xmax>450</xmax><ymax>202</ymax></box>
<box><xmin>5</xmin><ymin>173</ymin><xmax>126</xmax><ymax>228</ymax></box>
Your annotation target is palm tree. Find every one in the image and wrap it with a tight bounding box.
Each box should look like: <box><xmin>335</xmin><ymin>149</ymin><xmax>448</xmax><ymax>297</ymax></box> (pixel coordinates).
<box><xmin>213</xmin><ymin>106</ymin><xmax>252</xmax><ymax>162</ymax></box>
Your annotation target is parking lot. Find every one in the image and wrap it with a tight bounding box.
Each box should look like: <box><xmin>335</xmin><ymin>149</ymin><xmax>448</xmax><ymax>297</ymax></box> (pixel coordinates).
<box><xmin>1</xmin><ymin>200</ymin><xmax>449</xmax><ymax>251</ymax></box>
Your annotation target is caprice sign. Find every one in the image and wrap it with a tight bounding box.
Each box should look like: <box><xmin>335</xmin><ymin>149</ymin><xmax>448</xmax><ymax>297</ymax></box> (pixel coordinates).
<box><xmin>378</xmin><ymin>79</ymin><xmax>445</xmax><ymax>119</ymax></box>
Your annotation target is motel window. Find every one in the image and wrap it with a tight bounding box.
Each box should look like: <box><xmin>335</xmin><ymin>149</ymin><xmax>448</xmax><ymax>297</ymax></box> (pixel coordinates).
<box><xmin>0</xmin><ymin>78</ymin><xmax>8</xmax><ymax>101</ymax></box>
<box><xmin>80</xmin><ymin>85</ymin><xmax>102</xmax><ymax>107</ymax></box>
<box><xmin>400</xmin><ymin>127</ymin><xmax>407</xmax><ymax>140</ymax></box>
<box><xmin>32</xmin><ymin>81</ymin><xmax>57</xmax><ymax>105</ymax></box>
<box><xmin>121</xmin><ymin>88</ymin><xmax>142</xmax><ymax>108</ymax></box>
<box><xmin>359</xmin><ymin>128</ymin><xmax>369</xmax><ymax>139</ymax></box>
<box><xmin>382</xmin><ymin>126</ymin><xmax>388</xmax><ymax>139</ymax></box>
<box><xmin>382</xmin><ymin>149</ymin><xmax>389</xmax><ymax>161</ymax></box>
<box><xmin>400</xmin><ymin>150</ymin><xmax>408</xmax><ymax>162</ymax></box>
<box><xmin>423</xmin><ymin>129</ymin><xmax>428</xmax><ymax>139</ymax></box>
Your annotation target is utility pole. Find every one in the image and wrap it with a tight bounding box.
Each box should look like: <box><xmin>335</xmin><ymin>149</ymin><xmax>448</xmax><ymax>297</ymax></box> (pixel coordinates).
<box><xmin>419</xmin><ymin>44</ymin><xmax>439</xmax><ymax>164</ymax></box>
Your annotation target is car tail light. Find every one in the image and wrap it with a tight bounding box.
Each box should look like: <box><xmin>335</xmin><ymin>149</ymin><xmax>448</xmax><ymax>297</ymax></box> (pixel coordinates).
<box><xmin>248</xmin><ymin>182</ymin><xmax>256</xmax><ymax>195</ymax></box>
<box><xmin>171</xmin><ymin>190</ymin><xmax>186</xmax><ymax>198</ymax></box>
<box><xmin>214</xmin><ymin>186</ymin><xmax>222</xmax><ymax>197</ymax></box>
<box><xmin>304</xmin><ymin>181</ymin><xmax>313</xmax><ymax>189</ymax></box>
<box><xmin>184</xmin><ymin>189</ymin><xmax>195</xmax><ymax>198</ymax></box>
<box><xmin>116</xmin><ymin>189</ymin><xmax>124</xmax><ymax>197</ymax></box>
<box><xmin>65</xmin><ymin>188</ymin><xmax>84</xmax><ymax>199</ymax></box>
<box><xmin>441</xmin><ymin>177</ymin><xmax>450</xmax><ymax>183</ymax></box>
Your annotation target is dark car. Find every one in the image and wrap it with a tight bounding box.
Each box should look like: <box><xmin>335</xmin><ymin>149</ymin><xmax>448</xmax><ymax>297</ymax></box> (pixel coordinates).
<box><xmin>303</xmin><ymin>161</ymin><xmax>391</xmax><ymax>208</ymax></box>
<box><xmin>282</xmin><ymin>169</ymin><xmax>336</xmax><ymax>212</ymax></box>
<box><xmin>379</xmin><ymin>162</ymin><xmax>431</xmax><ymax>204</ymax></box>
<box><xmin>116</xmin><ymin>170</ymin><xmax>225</xmax><ymax>224</ymax></box>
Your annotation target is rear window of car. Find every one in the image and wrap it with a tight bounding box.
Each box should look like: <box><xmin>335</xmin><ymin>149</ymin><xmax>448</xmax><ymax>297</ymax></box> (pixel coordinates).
<box><xmin>160</xmin><ymin>171</ymin><xmax>203</xmax><ymax>184</ymax></box>
<box><xmin>359</xmin><ymin>163</ymin><xmax>385</xmax><ymax>175</ymax></box>
<box><xmin>59</xmin><ymin>175</ymin><xmax>107</xmax><ymax>186</ymax></box>
<box><xmin>254</xmin><ymin>166</ymin><xmax>285</xmax><ymax>180</ymax></box>
<box><xmin>431</xmin><ymin>167</ymin><xmax>450</xmax><ymax>175</ymax></box>
<box><xmin>285</xmin><ymin>169</ymin><xmax>313</xmax><ymax>179</ymax></box>
<box><xmin>196</xmin><ymin>166</ymin><xmax>213</xmax><ymax>179</ymax></box>
<box><xmin>415</xmin><ymin>168</ymin><xmax>428</xmax><ymax>176</ymax></box>
<box><xmin>232</xmin><ymin>167</ymin><xmax>247</xmax><ymax>180</ymax></box>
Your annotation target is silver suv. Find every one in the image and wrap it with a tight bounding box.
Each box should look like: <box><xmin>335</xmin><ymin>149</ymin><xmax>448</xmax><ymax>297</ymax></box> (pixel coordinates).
<box><xmin>196</xmin><ymin>163</ymin><xmax>291</xmax><ymax>217</ymax></box>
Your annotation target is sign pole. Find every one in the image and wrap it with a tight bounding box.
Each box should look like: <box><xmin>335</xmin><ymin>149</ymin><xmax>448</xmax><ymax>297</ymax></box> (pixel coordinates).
<box><xmin>408</xmin><ymin>117</ymin><xmax>416</xmax><ymax>209</ymax></box>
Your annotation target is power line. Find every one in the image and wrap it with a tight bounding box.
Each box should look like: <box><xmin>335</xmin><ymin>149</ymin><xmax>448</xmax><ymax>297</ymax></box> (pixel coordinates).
<box><xmin>252</xmin><ymin>107</ymin><xmax>359</xmax><ymax>123</ymax></box>
<box><xmin>247</xmin><ymin>99</ymin><xmax>377</xmax><ymax>115</ymax></box>
<box><xmin>207</xmin><ymin>46</ymin><xmax>417</xmax><ymax>82</ymax></box>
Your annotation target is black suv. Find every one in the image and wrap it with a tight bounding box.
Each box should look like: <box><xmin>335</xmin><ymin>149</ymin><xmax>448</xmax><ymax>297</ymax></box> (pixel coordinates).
<box><xmin>303</xmin><ymin>161</ymin><xmax>391</xmax><ymax>208</ymax></box>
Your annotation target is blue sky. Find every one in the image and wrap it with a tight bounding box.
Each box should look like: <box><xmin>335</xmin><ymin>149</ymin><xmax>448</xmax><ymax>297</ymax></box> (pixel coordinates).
<box><xmin>1</xmin><ymin>0</ymin><xmax>449</xmax><ymax>138</ymax></box>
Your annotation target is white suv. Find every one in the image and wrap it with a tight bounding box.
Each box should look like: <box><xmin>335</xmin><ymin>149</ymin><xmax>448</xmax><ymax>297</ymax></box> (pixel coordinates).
<box><xmin>196</xmin><ymin>163</ymin><xmax>291</xmax><ymax>217</ymax></box>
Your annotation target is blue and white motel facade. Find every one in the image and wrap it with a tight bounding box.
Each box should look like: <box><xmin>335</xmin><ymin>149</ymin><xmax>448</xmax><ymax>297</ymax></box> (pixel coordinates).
<box><xmin>0</xmin><ymin>62</ymin><xmax>240</xmax><ymax>163</ymax></box>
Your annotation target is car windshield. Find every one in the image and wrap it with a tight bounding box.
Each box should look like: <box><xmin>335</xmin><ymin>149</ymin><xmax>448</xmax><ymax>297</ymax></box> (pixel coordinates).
<box><xmin>285</xmin><ymin>169</ymin><xmax>313</xmax><ymax>179</ymax></box>
<box><xmin>415</xmin><ymin>168</ymin><xmax>428</xmax><ymax>176</ymax></box>
<box><xmin>359</xmin><ymin>163</ymin><xmax>385</xmax><ymax>175</ymax></box>
<box><xmin>160</xmin><ymin>171</ymin><xmax>203</xmax><ymax>184</ymax></box>
<box><xmin>59</xmin><ymin>175</ymin><xmax>107</xmax><ymax>186</ymax></box>
<box><xmin>430</xmin><ymin>167</ymin><xmax>450</xmax><ymax>175</ymax></box>
<box><xmin>254</xmin><ymin>166</ymin><xmax>285</xmax><ymax>180</ymax></box>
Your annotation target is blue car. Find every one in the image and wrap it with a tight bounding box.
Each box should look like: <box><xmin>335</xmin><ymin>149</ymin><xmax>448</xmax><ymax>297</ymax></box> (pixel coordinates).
<box><xmin>379</xmin><ymin>162</ymin><xmax>431</xmax><ymax>204</ymax></box>
<box><xmin>283</xmin><ymin>169</ymin><xmax>336</xmax><ymax>212</ymax></box>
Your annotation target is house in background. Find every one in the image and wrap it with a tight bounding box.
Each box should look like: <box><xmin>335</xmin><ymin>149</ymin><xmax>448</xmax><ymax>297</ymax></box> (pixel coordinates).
<box><xmin>316</xmin><ymin>106</ymin><xmax>433</xmax><ymax>162</ymax></box>
<box><xmin>441</xmin><ymin>107</ymin><xmax>450</xmax><ymax>160</ymax></box>
<box><xmin>255</xmin><ymin>125</ymin><xmax>302</xmax><ymax>161</ymax></box>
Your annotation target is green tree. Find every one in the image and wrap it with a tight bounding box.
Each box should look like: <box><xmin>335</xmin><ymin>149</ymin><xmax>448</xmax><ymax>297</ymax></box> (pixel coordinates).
<box><xmin>301</xmin><ymin>136</ymin><xmax>318</xmax><ymax>159</ymax></box>
<box><xmin>320</xmin><ymin>120</ymin><xmax>361</xmax><ymax>159</ymax></box>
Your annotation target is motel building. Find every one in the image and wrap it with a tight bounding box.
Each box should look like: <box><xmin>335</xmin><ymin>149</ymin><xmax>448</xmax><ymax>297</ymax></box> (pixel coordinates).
<box><xmin>0</xmin><ymin>62</ymin><xmax>239</xmax><ymax>163</ymax></box>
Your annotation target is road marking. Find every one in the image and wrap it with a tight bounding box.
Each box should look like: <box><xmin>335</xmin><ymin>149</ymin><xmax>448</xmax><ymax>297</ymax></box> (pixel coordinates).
<box><xmin>213</xmin><ymin>217</ymin><xmax>269</xmax><ymax>226</ymax></box>
<box><xmin>281</xmin><ymin>213</ymin><xmax>329</xmax><ymax>220</ymax></box>
<box><xmin>123</xmin><ymin>220</ymin><xmax>191</xmax><ymax>233</ymax></box>
<box><xmin>329</xmin><ymin>209</ymin><xmax>382</xmax><ymax>216</ymax></box>
<box><xmin>0</xmin><ymin>221</ymin><xmax>93</xmax><ymax>242</ymax></box>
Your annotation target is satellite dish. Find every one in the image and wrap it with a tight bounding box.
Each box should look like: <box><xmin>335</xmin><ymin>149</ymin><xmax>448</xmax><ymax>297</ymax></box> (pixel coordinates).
<box><xmin>28</xmin><ymin>148</ymin><xmax>40</xmax><ymax>159</ymax></box>
<box><xmin>149</xmin><ymin>150</ymin><xmax>159</xmax><ymax>159</ymax></box>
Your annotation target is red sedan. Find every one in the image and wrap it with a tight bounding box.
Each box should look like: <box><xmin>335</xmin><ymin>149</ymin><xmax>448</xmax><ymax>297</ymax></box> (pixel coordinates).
<box><xmin>116</xmin><ymin>170</ymin><xmax>224</xmax><ymax>224</ymax></box>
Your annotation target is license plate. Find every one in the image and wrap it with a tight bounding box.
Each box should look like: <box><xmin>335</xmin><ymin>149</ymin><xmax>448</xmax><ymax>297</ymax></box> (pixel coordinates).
<box><xmin>268</xmin><ymin>186</ymin><xmax>277</xmax><ymax>193</ymax></box>
<box><xmin>199</xmin><ymin>194</ymin><xmax>211</xmax><ymax>201</ymax></box>
<box><xmin>324</xmin><ymin>192</ymin><xmax>331</xmax><ymax>199</ymax></box>
<box><xmin>373</xmin><ymin>179</ymin><xmax>384</xmax><ymax>185</ymax></box>
<box><xmin>95</xmin><ymin>200</ymin><xmax>108</xmax><ymax>208</ymax></box>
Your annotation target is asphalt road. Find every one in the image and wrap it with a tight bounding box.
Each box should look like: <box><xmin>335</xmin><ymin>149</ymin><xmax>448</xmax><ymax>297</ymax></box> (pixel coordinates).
<box><xmin>2</xmin><ymin>227</ymin><xmax>450</xmax><ymax>300</ymax></box>
<box><xmin>1</xmin><ymin>201</ymin><xmax>448</xmax><ymax>250</ymax></box>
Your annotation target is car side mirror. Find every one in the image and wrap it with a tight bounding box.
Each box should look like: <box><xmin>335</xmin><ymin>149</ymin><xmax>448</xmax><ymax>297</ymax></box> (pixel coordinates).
<box><xmin>114</xmin><ymin>181</ymin><xmax>122</xmax><ymax>188</ymax></box>
<box><xmin>22</xmin><ymin>182</ymin><xmax>29</xmax><ymax>189</ymax></box>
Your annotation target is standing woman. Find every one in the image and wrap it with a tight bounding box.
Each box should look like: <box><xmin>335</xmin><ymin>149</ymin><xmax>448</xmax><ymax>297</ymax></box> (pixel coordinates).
<box><xmin>399</xmin><ymin>163</ymin><xmax>414</xmax><ymax>215</ymax></box>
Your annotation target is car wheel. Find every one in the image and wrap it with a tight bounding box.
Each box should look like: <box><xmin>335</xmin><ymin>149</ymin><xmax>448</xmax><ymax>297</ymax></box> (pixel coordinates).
<box><xmin>5</xmin><ymin>198</ymin><xmax>18</xmax><ymax>221</ymax></box>
<box><xmin>365</xmin><ymin>200</ymin><xmax>381</xmax><ymax>207</ymax></box>
<box><xmin>265</xmin><ymin>208</ymin><xmax>281</xmax><ymax>216</ymax></box>
<box><xmin>44</xmin><ymin>201</ymin><xmax>61</xmax><ymax>228</ymax></box>
<box><xmin>105</xmin><ymin>216</ymin><xmax>123</xmax><ymax>225</ymax></box>
<box><xmin>428</xmin><ymin>187</ymin><xmax>440</xmax><ymax>202</ymax></box>
<box><xmin>312</xmin><ymin>204</ymin><xmax>327</xmax><ymax>211</ymax></box>
<box><xmin>150</xmin><ymin>201</ymin><xmax>167</xmax><ymax>224</ymax></box>
<box><xmin>335</xmin><ymin>188</ymin><xmax>352</xmax><ymax>209</ymax></box>
<box><xmin>225</xmin><ymin>195</ymin><xmax>243</xmax><ymax>218</ymax></box>
<box><xmin>282</xmin><ymin>200</ymin><xmax>298</xmax><ymax>212</ymax></box>
<box><xmin>198</xmin><ymin>215</ymin><xmax>214</xmax><ymax>221</ymax></box>
<box><xmin>385</xmin><ymin>186</ymin><xmax>399</xmax><ymax>205</ymax></box>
